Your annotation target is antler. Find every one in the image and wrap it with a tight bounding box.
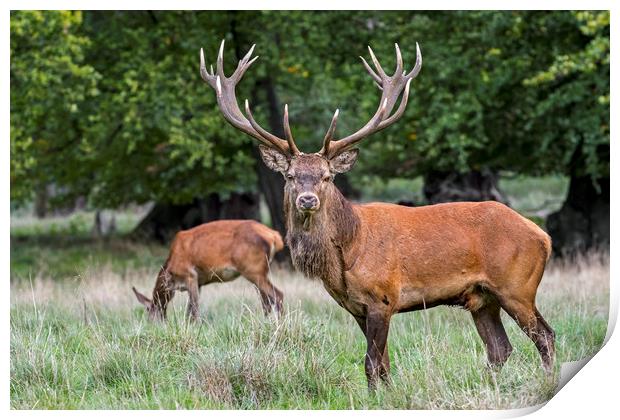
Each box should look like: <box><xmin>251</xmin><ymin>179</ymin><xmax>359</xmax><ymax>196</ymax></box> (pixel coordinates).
<box><xmin>319</xmin><ymin>43</ymin><xmax>422</xmax><ymax>159</ymax></box>
<box><xmin>200</xmin><ymin>40</ymin><xmax>300</xmax><ymax>156</ymax></box>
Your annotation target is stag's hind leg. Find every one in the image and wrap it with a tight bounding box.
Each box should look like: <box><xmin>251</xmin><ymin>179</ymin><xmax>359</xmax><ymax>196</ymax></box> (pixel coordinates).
<box><xmin>495</xmin><ymin>244</ymin><xmax>555</xmax><ymax>374</ymax></box>
<box><xmin>471</xmin><ymin>300</ymin><xmax>513</xmax><ymax>369</ymax></box>
<box><xmin>499</xmin><ymin>298</ymin><xmax>555</xmax><ymax>374</ymax></box>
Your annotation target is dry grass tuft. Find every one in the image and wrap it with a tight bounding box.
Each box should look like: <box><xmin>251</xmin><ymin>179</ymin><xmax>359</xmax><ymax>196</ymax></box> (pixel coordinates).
<box><xmin>189</xmin><ymin>364</ymin><xmax>235</xmax><ymax>405</ymax></box>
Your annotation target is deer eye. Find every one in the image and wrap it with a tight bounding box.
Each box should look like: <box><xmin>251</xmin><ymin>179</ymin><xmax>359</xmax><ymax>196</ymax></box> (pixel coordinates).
<box><xmin>322</xmin><ymin>175</ymin><xmax>331</xmax><ymax>183</ymax></box>
<box><xmin>286</xmin><ymin>173</ymin><xmax>294</xmax><ymax>180</ymax></box>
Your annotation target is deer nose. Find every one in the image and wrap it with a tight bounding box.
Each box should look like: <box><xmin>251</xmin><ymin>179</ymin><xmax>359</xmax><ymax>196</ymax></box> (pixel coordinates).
<box><xmin>296</xmin><ymin>193</ymin><xmax>320</xmax><ymax>211</ymax></box>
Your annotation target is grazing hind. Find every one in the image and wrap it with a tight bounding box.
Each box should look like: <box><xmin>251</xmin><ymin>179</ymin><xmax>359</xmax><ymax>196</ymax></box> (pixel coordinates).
<box><xmin>132</xmin><ymin>220</ymin><xmax>284</xmax><ymax>321</ymax></box>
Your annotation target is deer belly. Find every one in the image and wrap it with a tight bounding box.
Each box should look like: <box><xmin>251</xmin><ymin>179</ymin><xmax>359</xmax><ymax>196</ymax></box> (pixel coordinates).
<box><xmin>397</xmin><ymin>276</ymin><xmax>486</xmax><ymax>312</ymax></box>
<box><xmin>199</xmin><ymin>267</ymin><xmax>240</xmax><ymax>285</ymax></box>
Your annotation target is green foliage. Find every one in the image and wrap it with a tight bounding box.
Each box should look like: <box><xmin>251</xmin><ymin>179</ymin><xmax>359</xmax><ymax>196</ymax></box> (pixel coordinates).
<box><xmin>354</xmin><ymin>11</ymin><xmax>609</xmax><ymax>181</ymax></box>
<box><xmin>77</xmin><ymin>12</ymin><xmax>259</xmax><ymax>206</ymax></box>
<box><xmin>356</xmin><ymin>176</ymin><xmax>425</xmax><ymax>204</ymax></box>
<box><xmin>523</xmin><ymin>11</ymin><xmax>609</xmax><ymax>181</ymax></box>
<box><xmin>499</xmin><ymin>175</ymin><xmax>569</xmax><ymax>215</ymax></box>
<box><xmin>10</xmin><ymin>11</ymin><xmax>609</xmax><ymax>209</ymax></box>
<box><xmin>11</xmin><ymin>11</ymin><xmax>100</xmax><ymax>205</ymax></box>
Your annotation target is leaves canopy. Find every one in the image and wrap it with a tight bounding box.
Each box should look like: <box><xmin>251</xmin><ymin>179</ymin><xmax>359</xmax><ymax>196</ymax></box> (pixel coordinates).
<box><xmin>10</xmin><ymin>11</ymin><xmax>609</xmax><ymax>208</ymax></box>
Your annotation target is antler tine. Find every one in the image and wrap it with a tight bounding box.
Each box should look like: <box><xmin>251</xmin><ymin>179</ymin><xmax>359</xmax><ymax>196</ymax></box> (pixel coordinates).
<box><xmin>244</xmin><ymin>100</ymin><xmax>295</xmax><ymax>154</ymax></box>
<box><xmin>235</xmin><ymin>55</ymin><xmax>259</xmax><ymax>82</ymax></box>
<box><xmin>378</xmin><ymin>79</ymin><xmax>412</xmax><ymax>129</ymax></box>
<box><xmin>367</xmin><ymin>46</ymin><xmax>387</xmax><ymax>77</ymax></box>
<box><xmin>199</xmin><ymin>40</ymin><xmax>295</xmax><ymax>155</ymax></box>
<box><xmin>318</xmin><ymin>109</ymin><xmax>340</xmax><ymax>156</ymax></box>
<box><xmin>360</xmin><ymin>56</ymin><xmax>382</xmax><ymax>85</ymax></box>
<box><xmin>216</xmin><ymin>39</ymin><xmax>226</xmax><ymax>77</ymax></box>
<box><xmin>283</xmin><ymin>104</ymin><xmax>300</xmax><ymax>155</ymax></box>
<box><xmin>406</xmin><ymin>42</ymin><xmax>423</xmax><ymax>79</ymax></box>
<box><xmin>242</xmin><ymin>44</ymin><xmax>256</xmax><ymax>64</ymax></box>
<box><xmin>200</xmin><ymin>48</ymin><xmax>214</xmax><ymax>85</ymax></box>
<box><xmin>320</xmin><ymin>43</ymin><xmax>422</xmax><ymax>159</ymax></box>
<box><xmin>395</xmin><ymin>43</ymin><xmax>403</xmax><ymax>74</ymax></box>
<box><xmin>231</xmin><ymin>44</ymin><xmax>257</xmax><ymax>81</ymax></box>
<box><xmin>215</xmin><ymin>75</ymin><xmax>222</xmax><ymax>96</ymax></box>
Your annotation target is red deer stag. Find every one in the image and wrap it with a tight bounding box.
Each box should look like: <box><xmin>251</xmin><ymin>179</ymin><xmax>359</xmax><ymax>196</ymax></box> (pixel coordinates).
<box><xmin>132</xmin><ymin>220</ymin><xmax>284</xmax><ymax>322</ymax></box>
<box><xmin>199</xmin><ymin>41</ymin><xmax>555</xmax><ymax>388</ymax></box>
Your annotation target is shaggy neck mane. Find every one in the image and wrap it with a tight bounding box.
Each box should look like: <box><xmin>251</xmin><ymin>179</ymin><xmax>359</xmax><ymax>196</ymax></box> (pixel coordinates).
<box><xmin>285</xmin><ymin>184</ymin><xmax>360</xmax><ymax>281</ymax></box>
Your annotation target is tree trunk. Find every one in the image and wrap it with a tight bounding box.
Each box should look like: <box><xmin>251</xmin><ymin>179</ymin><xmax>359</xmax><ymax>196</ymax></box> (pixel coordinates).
<box><xmin>228</xmin><ymin>21</ymin><xmax>291</xmax><ymax>265</ymax></box>
<box><xmin>221</xmin><ymin>192</ymin><xmax>260</xmax><ymax>220</ymax></box>
<box><xmin>546</xmin><ymin>175</ymin><xmax>609</xmax><ymax>257</ymax></box>
<box><xmin>131</xmin><ymin>192</ymin><xmax>259</xmax><ymax>243</ymax></box>
<box><xmin>250</xmin><ymin>78</ymin><xmax>291</xmax><ymax>264</ymax></box>
<box><xmin>93</xmin><ymin>210</ymin><xmax>117</xmax><ymax>239</ymax></box>
<box><xmin>251</xmin><ymin>147</ymin><xmax>286</xmax><ymax>227</ymax></box>
<box><xmin>34</xmin><ymin>185</ymin><xmax>49</xmax><ymax>218</ymax></box>
<box><xmin>423</xmin><ymin>169</ymin><xmax>509</xmax><ymax>205</ymax></box>
<box><xmin>335</xmin><ymin>174</ymin><xmax>361</xmax><ymax>200</ymax></box>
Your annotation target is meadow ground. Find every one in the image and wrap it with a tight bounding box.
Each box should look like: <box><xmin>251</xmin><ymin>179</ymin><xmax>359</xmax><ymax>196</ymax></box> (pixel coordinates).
<box><xmin>10</xmin><ymin>242</ymin><xmax>609</xmax><ymax>409</ymax></box>
<box><xmin>10</xmin><ymin>176</ymin><xmax>609</xmax><ymax>409</ymax></box>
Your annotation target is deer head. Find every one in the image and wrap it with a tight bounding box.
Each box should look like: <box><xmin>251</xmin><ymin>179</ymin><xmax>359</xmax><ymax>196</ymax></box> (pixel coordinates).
<box><xmin>132</xmin><ymin>286</ymin><xmax>165</xmax><ymax>321</ymax></box>
<box><xmin>199</xmin><ymin>40</ymin><xmax>421</xmax><ymax>219</ymax></box>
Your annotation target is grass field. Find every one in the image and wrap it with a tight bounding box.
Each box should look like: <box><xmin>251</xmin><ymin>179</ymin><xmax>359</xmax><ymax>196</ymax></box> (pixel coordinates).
<box><xmin>10</xmin><ymin>175</ymin><xmax>608</xmax><ymax>409</ymax></box>
<box><xmin>10</xmin><ymin>242</ymin><xmax>609</xmax><ymax>409</ymax></box>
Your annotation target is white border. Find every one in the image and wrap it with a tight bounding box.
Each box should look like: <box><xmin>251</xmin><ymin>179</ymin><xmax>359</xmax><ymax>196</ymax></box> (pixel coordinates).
<box><xmin>1</xmin><ymin>1</ymin><xmax>617</xmax><ymax>11</ymax></box>
<box><xmin>4</xmin><ymin>2</ymin><xmax>616</xmax><ymax>419</ymax></box>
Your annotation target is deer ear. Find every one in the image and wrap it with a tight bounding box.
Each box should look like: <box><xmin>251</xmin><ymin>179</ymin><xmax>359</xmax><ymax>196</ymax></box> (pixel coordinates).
<box><xmin>258</xmin><ymin>145</ymin><xmax>289</xmax><ymax>173</ymax></box>
<box><xmin>132</xmin><ymin>287</ymin><xmax>152</xmax><ymax>308</ymax></box>
<box><xmin>330</xmin><ymin>148</ymin><xmax>359</xmax><ymax>174</ymax></box>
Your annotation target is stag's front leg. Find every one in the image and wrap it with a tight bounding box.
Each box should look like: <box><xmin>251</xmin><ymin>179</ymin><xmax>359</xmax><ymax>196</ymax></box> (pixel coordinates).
<box><xmin>364</xmin><ymin>310</ymin><xmax>392</xmax><ymax>390</ymax></box>
<box><xmin>354</xmin><ymin>314</ymin><xmax>391</xmax><ymax>384</ymax></box>
<box><xmin>380</xmin><ymin>343</ymin><xmax>391</xmax><ymax>383</ymax></box>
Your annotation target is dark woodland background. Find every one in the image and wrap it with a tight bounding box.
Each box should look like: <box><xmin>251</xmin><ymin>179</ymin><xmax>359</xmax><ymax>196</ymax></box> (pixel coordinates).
<box><xmin>10</xmin><ymin>11</ymin><xmax>609</xmax><ymax>258</ymax></box>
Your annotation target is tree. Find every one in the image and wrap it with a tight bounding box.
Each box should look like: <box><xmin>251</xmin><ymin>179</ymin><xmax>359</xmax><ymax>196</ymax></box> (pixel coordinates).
<box><xmin>81</xmin><ymin>12</ymin><xmax>261</xmax><ymax>242</ymax></box>
<box><xmin>526</xmin><ymin>11</ymin><xmax>609</xmax><ymax>255</ymax></box>
<box><xmin>10</xmin><ymin>11</ymin><xmax>100</xmax><ymax>207</ymax></box>
<box><xmin>11</xmin><ymin>11</ymin><xmax>264</xmax><ymax>240</ymax></box>
<box><xmin>11</xmin><ymin>11</ymin><xmax>608</xmax><ymax>255</ymax></box>
<box><xmin>10</xmin><ymin>11</ymin><xmax>373</xmax><ymax>248</ymax></box>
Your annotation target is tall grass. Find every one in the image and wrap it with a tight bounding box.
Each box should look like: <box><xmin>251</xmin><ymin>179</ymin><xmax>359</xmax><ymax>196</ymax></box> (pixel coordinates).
<box><xmin>10</xmin><ymin>253</ymin><xmax>608</xmax><ymax>409</ymax></box>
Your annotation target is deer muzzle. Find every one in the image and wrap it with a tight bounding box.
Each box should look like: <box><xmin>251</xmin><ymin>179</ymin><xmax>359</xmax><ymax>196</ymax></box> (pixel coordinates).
<box><xmin>296</xmin><ymin>193</ymin><xmax>320</xmax><ymax>213</ymax></box>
